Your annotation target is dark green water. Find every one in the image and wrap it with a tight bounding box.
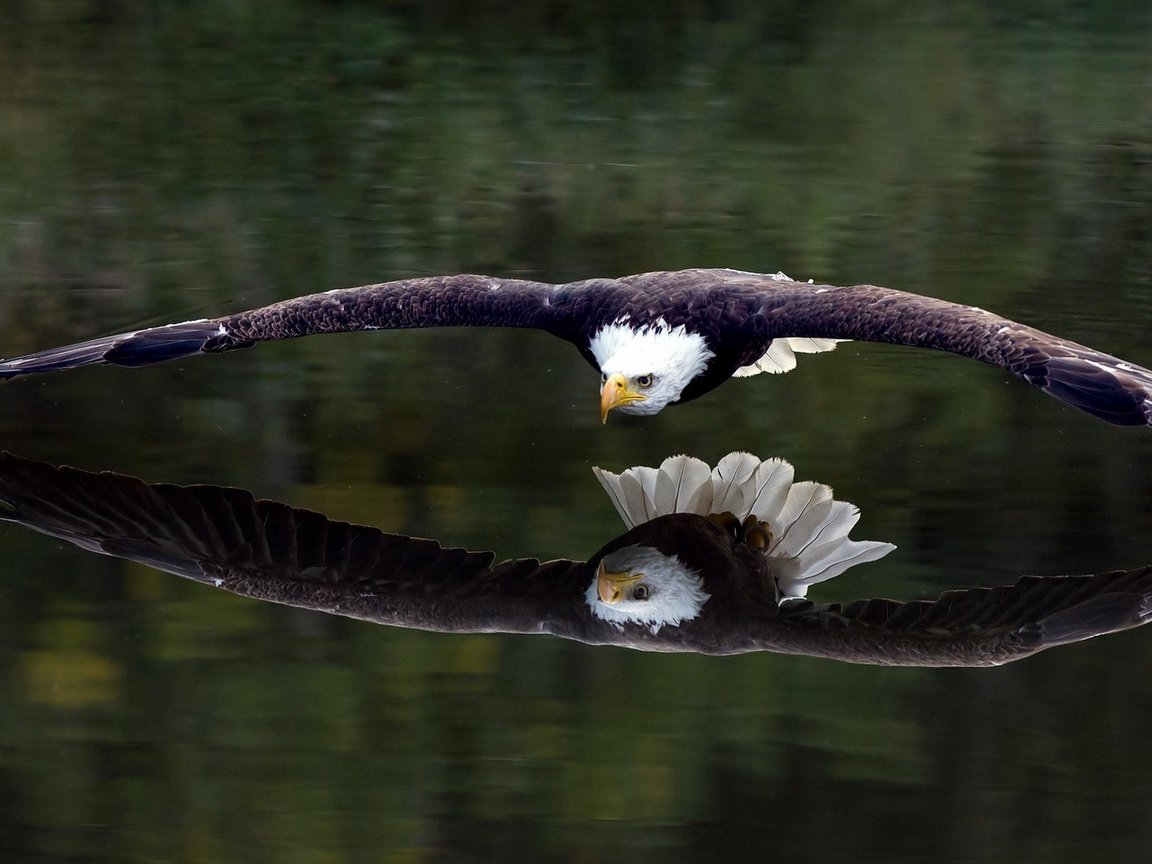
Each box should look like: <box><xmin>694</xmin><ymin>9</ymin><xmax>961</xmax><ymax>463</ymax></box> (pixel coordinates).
<box><xmin>2</xmin><ymin>3</ymin><xmax>1152</xmax><ymax>861</ymax></box>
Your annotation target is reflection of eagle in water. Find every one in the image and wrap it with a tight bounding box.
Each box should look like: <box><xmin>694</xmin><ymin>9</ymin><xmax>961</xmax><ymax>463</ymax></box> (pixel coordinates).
<box><xmin>2</xmin><ymin>450</ymin><xmax>1150</xmax><ymax>667</ymax></box>
<box><xmin>2</xmin><ymin>268</ymin><xmax>1152</xmax><ymax>425</ymax></box>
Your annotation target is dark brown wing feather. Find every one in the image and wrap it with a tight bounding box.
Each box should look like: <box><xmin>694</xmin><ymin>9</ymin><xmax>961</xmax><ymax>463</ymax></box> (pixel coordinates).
<box><xmin>0</xmin><ymin>452</ymin><xmax>592</xmax><ymax>636</ymax></box>
<box><xmin>0</xmin><ymin>274</ymin><xmax>562</xmax><ymax>380</ymax></box>
<box><xmin>770</xmin><ymin>567</ymin><xmax>1152</xmax><ymax>666</ymax></box>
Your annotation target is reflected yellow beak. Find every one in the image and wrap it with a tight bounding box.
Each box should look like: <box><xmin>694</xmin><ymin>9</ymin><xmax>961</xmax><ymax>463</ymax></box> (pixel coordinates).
<box><xmin>599</xmin><ymin>373</ymin><xmax>646</xmax><ymax>423</ymax></box>
<box><xmin>596</xmin><ymin>561</ymin><xmax>643</xmax><ymax>604</ymax></box>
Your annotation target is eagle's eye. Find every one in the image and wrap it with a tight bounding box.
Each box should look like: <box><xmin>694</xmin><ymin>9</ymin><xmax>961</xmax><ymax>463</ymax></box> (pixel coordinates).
<box><xmin>632</xmin><ymin>584</ymin><xmax>651</xmax><ymax>601</ymax></box>
<box><xmin>601</xmin><ymin>372</ymin><xmax>607</xmax><ymax>383</ymax></box>
<box><xmin>636</xmin><ymin>374</ymin><xmax>654</xmax><ymax>388</ymax></box>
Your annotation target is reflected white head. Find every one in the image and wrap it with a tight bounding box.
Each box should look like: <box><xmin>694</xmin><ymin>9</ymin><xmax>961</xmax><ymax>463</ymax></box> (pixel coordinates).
<box><xmin>590</xmin><ymin>321</ymin><xmax>715</xmax><ymax>421</ymax></box>
<box><xmin>586</xmin><ymin>545</ymin><xmax>711</xmax><ymax>633</ymax></box>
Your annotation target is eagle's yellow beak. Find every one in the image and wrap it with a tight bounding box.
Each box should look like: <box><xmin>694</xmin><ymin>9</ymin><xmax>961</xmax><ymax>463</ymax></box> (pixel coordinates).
<box><xmin>599</xmin><ymin>373</ymin><xmax>646</xmax><ymax>423</ymax></box>
<box><xmin>596</xmin><ymin>561</ymin><xmax>643</xmax><ymax>604</ymax></box>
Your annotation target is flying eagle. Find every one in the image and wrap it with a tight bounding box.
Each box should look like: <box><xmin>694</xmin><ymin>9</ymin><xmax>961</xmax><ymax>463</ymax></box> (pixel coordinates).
<box><xmin>2</xmin><ymin>450</ymin><xmax>1149</xmax><ymax>667</ymax></box>
<box><xmin>1</xmin><ymin>268</ymin><xmax>1151</xmax><ymax>425</ymax></box>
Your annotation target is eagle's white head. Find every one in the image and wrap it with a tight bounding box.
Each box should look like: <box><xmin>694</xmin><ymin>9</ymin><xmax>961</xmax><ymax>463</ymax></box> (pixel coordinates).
<box><xmin>589</xmin><ymin>320</ymin><xmax>715</xmax><ymax>421</ymax></box>
<box><xmin>585</xmin><ymin>544</ymin><xmax>710</xmax><ymax>633</ymax></box>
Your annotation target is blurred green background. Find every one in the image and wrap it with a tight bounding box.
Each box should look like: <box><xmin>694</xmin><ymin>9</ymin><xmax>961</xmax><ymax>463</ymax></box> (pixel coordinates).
<box><xmin>1</xmin><ymin>2</ymin><xmax>1152</xmax><ymax>861</ymax></box>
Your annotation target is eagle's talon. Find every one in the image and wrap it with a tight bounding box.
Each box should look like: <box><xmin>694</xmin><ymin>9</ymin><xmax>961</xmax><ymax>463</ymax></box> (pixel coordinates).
<box><xmin>742</xmin><ymin>516</ymin><xmax>772</xmax><ymax>550</ymax></box>
<box><xmin>706</xmin><ymin>511</ymin><xmax>741</xmax><ymax>538</ymax></box>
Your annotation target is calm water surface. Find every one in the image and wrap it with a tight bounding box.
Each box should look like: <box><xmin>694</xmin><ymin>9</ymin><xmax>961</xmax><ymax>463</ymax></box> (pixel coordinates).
<box><xmin>2</xmin><ymin>5</ymin><xmax>1152</xmax><ymax>862</ymax></box>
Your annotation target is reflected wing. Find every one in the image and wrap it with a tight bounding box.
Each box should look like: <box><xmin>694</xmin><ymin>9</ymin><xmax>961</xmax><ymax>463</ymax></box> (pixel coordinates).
<box><xmin>774</xmin><ymin>567</ymin><xmax>1152</xmax><ymax>666</ymax></box>
<box><xmin>0</xmin><ymin>452</ymin><xmax>592</xmax><ymax>636</ymax></box>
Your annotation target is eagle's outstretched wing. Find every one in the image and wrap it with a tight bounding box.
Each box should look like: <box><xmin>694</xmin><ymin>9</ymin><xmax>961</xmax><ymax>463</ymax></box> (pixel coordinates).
<box><xmin>711</xmin><ymin>269</ymin><xmax>1152</xmax><ymax>427</ymax></box>
<box><xmin>0</xmin><ymin>274</ymin><xmax>567</xmax><ymax>378</ymax></box>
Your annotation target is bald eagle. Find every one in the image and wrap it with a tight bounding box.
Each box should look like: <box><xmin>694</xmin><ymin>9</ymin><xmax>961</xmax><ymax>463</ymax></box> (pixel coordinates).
<box><xmin>2</xmin><ymin>450</ymin><xmax>1149</xmax><ymax>667</ymax></box>
<box><xmin>1</xmin><ymin>268</ymin><xmax>1151</xmax><ymax>426</ymax></box>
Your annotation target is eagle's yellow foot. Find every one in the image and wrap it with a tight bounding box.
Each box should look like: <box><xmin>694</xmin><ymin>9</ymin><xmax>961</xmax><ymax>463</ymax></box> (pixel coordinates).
<box><xmin>742</xmin><ymin>515</ymin><xmax>772</xmax><ymax>550</ymax></box>
<box><xmin>706</xmin><ymin>511</ymin><xmax>741</xmax><ymax>538</ymax></box>
<box><xmin>707</xmin><ymin>512</ymin><xmax>772</xmax><ymax>549</ymax></box>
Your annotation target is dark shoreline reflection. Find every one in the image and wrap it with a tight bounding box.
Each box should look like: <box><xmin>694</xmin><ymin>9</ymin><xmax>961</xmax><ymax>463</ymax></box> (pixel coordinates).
<box><xmin>1</xmin><ymin>450</ymin><xmax>1148</xmax><ymax>667</ymax></box>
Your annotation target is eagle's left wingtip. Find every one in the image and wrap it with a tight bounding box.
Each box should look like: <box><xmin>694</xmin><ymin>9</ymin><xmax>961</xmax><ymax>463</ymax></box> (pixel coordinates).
<box><xmin>1033</xmin><ymin>353</ymin><xmax>1152</xmax><ymax>427</ymax></box>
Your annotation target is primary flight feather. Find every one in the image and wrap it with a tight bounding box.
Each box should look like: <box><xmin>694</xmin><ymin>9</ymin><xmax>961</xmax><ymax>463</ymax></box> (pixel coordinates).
<box><xmin>2</xmin><ymin>268</ymin><xmax>1150</xmax><ymax>426</ymax></box>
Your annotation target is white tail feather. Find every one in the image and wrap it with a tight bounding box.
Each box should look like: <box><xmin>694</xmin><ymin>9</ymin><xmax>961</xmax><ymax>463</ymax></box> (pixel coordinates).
<box><xmin>732</xmin><ymin>337</ymin><xmax>845</xmax><ymax>377</ymax></box>
<box><xmin>709</xmin><ymin>451</ymin><xmax>762</xmax><ymax>513</ymax></box>
<box><xmin>770</xmin><ymin>482</ymin><xmax>832</xmax><ymax>549</ymax></box>
<box><xmin>742</xmin><ymin>459</ymin><xmax>795</xmax><ymax>524</ymax></box>
<box><xmin>592</xmin><ymin>466</ymin><xmax>633</xmax><ymax>528</ymax></box>
<box><xmin>654</xmin><ymin>454</ymin><xmax>709</xmax><ymax>515</ymax></box>
<box><xmin>788</xmin><ymin>337</ymin><xmax>842</xmax><ymax>354</ymax></box>
<box><xmin>621</xmin><ymin>471</ymin><xmax>655</xmax><ymax>528</ymax></box>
